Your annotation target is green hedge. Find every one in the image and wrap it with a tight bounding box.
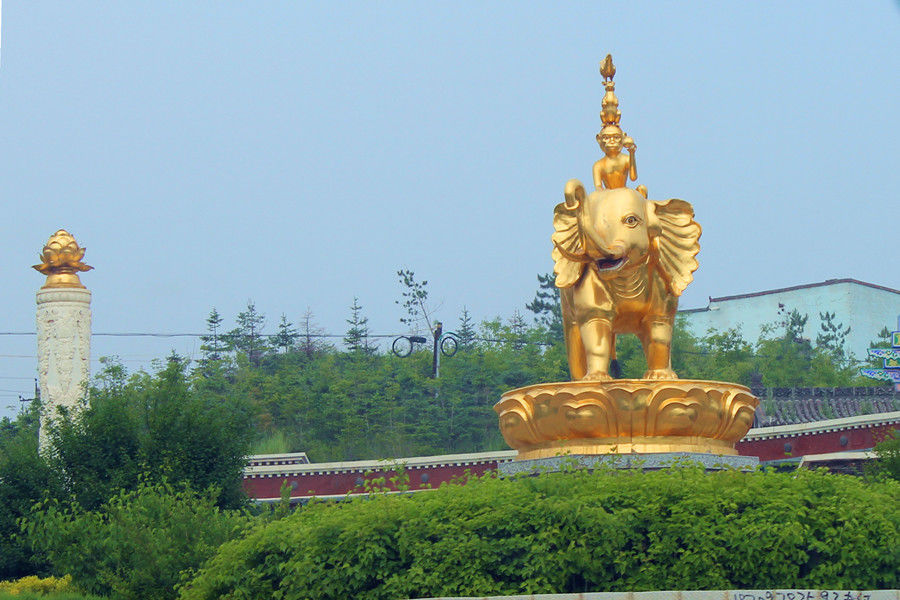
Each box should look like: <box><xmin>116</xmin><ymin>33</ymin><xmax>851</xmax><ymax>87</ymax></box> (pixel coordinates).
<box><xmin>0</xmin><ymin>574</ymin><xmax>102</xmax><ymax>599</ymax></box>
<box><xmin>179</xmin><ymin>466</ymin><xmax>900</xmax><ymax>599</ymax></box>
<box><xmin>23</xmin><ymin>480</ymin><xmax>251</xmax><ymax>600</ymax></box>
<box><xmin>0</xmin><ymin>594</ymin><xmax>102</xmax><ymax>600</ymax></box>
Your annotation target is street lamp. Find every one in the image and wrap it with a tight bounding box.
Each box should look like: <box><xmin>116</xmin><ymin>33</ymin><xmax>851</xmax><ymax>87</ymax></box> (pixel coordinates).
<box><xmin>391</xmin><ymin>322</ymin><xmax>458</xmax><ymax>378</ymax></box>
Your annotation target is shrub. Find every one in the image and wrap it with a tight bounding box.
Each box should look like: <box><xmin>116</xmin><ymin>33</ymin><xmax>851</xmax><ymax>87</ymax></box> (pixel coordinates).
<box><xmin>22</xmin><ymin>480</ymin><xmax>252</xmax><ymax>600</ymax></box>
<box><xmin>0</xmin><ymin>574</ymin><xmax>102</xmax><ymax>599</ymax></box>
<box><xmin>0</xmin><ymin>407</ymin><xmax>62</xmax><ymax>580</ymax></box>
<box><xmin>179</xmin><ymin>466</ymin><xmax>900</xmax><ymax>600</ymax></box>
<box><xmin>0</xmin><ymin>575</ymin><xmax>71</xmax><ymax>594</ymax></box>
<box><xmin>0</xmin><ymin>596</ymin><xmax>99</xmax><ymax>600</ymax></box>
<box><xmin>867</xmin><ymin>429</ymin><xmax>900</xmax><ymax>481</ymax></box>
<box><xmin>48</xmin><ymin>357</ymin><xmax>255</xmax><ymax>511</ymax></box>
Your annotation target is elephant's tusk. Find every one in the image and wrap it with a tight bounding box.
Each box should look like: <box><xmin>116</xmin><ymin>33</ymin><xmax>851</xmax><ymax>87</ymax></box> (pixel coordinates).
<box><xmin>553</xmin><ymin>241</ymin><xmax>592</xmax><ymax>263</ymax></box>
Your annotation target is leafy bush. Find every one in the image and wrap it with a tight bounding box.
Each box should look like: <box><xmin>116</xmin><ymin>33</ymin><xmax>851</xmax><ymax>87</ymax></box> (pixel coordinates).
<box><xmin>0</xmin><ymin>593</ymin><xmax>101</xmax><ymax>600</ymax></box>
<box><xmin>868</xmin><ymin>429</ymin><xmax>900</xmax><ymax>481</ymax></box>
<box><xmin>0</xmin><ymin>574</ymin><xmax>102</xmax><ymax>599</ymax></box>
<box><xmin>0</xmin><ymin>405</ymin><xmax>62</xmax><ymax>580</ymax></box>
<box><xmin>0</xmin><ymin>594</ymin><xmax>102</xmax><ymax>600</ymax></box>
<box><xmin>0</xmin><ymin>575</ymin><xmax>70</xmax><ymax>594</ymax></box>
<box><xmin>47</xmin><ymin>357</ymin><xmax>255</xmax><ymax>510</ymax></box>
<box><xmin>179</xmin><ymin>467</ymin><xmax>900</xmax><ymax>600</ymax></box>
<box><xmin>23</xmin><ymin>480</ymin><xmax>252</xmax><ymax>600</ymax></box>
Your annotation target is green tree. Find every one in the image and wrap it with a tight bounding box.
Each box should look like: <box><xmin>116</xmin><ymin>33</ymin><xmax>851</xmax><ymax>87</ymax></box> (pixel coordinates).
<box><xmin>525</xmin><ymin>272</ymin><xmax>563</xmax><ymax>343</ymax></box>
<box><xmin>867</xmin><ymin>430</ymin><xmax>900</xmax><ymax>481</ymax></box>
<box><xmin>226</xmin><ymin>300</ymin><xmax>269</xmax><ymax>367</ymax></box>
<box><xmin>199</xmin><ymin>308</ymin><xmax>229</xmax><ymax>363</ymax></box>
<box><xmin>689</xmin><ymin>326</ymin><xmax>755</xmax><ymax>384</ymax></box>
<box><xmin>344</xmin><ymin>297</ymin><xmax>374</xmax><ymax>354</ymax></box>
<box><xmin>755</xmin><ymin>309</ymin><xmax>815</xmax><ymax>387</ymax></box>
<box><xmin>396</xmin><ymin>269</ymin><xmax>435</xmax><ymax>335</ymax></box>
<box><xmin>614</xmin><ymin>334</ymin><xmax>646</xmax><ymax>378</ymax></box>
<box><xmin>48</xmin><ymin>358</ymin><xmax>254</xmax><ymax>510</ymax></box>
<box><xmin>508</xmin><ymin>310</ymin><xmax>528</xmax><ymax>350</ymax></box>
<box><xmin>272</xmin><ymin>314</ymin><xmax>299</xmax><ymax>353</ymax></box>
<box><xmin>456</xmin><ymin>306</ymin><xmax>477</xmax><ymax>350</ymax></box>
<box><xmin>816</xmin><ymin>311</ymin><xmax>851</xmax><ymax>363</ymax></box>
<box><xmin>0</xmin><ymin>402</ymin><xmax>62</xmax><ymax>580</ymax></box>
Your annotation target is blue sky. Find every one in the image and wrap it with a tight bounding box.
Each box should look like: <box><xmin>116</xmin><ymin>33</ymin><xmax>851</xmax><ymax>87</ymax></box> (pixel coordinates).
<box><xmin>1</xmin><ymin>2</ymin><xmax>899</xmax><ymax>417</ymax></box>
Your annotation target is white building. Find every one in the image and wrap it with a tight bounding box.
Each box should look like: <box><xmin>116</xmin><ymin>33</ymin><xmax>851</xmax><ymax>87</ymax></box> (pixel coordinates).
<box><xmin>679</xmin><ymin>279</ymin><xmax>900</xmax><ymax>359</ymax></box>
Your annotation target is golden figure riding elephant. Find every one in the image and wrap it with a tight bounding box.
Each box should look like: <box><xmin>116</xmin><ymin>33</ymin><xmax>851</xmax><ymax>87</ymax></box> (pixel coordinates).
<box><xmin>553</xmin><ymin>180</ymin><xmax>701</xmax><ymax>381</ymax></box>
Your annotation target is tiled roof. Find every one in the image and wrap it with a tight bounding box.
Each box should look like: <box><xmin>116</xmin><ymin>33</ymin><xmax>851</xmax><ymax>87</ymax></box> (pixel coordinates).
<box><xmin>752</xmin><ymin>386</ymin><xmax>900</xmax><ymax>427</ymax></box>
<box><xmin>244</xmin><ymin>449</ymin><xmax>517</xmax><ymax>478</ymax></box>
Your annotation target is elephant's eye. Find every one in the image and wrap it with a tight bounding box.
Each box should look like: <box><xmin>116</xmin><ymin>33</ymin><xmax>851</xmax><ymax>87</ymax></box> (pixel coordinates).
<box><xmin>623</xmin><ymin>215</ymin><xmax>641</xmax><ymax>228</ymax></box>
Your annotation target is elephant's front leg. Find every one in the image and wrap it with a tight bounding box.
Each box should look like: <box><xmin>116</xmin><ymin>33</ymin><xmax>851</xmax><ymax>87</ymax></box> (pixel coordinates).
<box><xmin>579</xmin><ymin>317</ymin><xmax>615</xmax><ymax>381</ymax></box>
<box><xmin>642</xmin><ymin>316</ymin><xmax>677</xmax><ymax>379</ymax></box>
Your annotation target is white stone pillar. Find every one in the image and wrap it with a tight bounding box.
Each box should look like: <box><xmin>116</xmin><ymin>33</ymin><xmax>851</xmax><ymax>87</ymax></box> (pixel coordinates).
<box><xmin>36</xmin><ymin>288</ymin><xmax>92</xmax><ymax>452</ymax></box>
<box><xmin>32</xmin><ymin>229</ymin><xmax>94</xmax><ymax>453</ymax></box>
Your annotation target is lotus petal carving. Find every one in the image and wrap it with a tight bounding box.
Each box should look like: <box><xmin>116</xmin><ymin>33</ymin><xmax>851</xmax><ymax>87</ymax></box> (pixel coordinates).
<box><xmin>494</xmin><ymin>380</ymin><xmax>758</xmax><ymax>460</ymax></box>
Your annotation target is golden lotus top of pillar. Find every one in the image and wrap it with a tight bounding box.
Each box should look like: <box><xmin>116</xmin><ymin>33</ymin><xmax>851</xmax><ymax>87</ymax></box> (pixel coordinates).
<box><xmin>32</xmin><ymin>229</ymin><xmax>93</xmax><ymax>289</ymax></box>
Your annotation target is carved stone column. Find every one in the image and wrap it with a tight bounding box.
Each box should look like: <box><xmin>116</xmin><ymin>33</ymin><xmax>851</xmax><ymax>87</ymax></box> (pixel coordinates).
<box><xmin>36</xmin><ymin>288</ymin><xmax>92</xmax><ymax>451</ymax></box>
<box><xmin>32</xmin><ymin>230</ymin><xmax>93</xmax><ymax>453</ymax></box>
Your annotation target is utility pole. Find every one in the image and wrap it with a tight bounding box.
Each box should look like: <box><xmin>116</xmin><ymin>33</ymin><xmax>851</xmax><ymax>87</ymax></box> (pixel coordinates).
<box><xmin>431</xmin><ymin>321</ymin><xmax>442</xmax><ymax>378</ymax></box>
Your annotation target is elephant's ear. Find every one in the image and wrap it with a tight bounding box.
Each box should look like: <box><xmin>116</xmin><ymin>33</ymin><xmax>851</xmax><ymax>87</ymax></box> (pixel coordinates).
<box><xmin>552</xmin><ymin>180</ymin><xmax>589</xmax><ymax>288</ymax></box>
<box><xmin>651</xmin><ymin>199</ymin><xmax>701</xmax><ymax>296</ymax></box>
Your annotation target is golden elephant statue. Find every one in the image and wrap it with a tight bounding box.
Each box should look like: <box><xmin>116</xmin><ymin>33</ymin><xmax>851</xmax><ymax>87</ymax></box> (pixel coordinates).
<box><xmin>553</xmin><ymin>180</ymin><xmax>701</xmax><ymax>381</ymax></box>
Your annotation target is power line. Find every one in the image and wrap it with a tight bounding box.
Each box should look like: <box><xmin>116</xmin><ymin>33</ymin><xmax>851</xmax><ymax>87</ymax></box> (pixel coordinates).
<box><xmin>0</xmin><ymin>331</ymin><xmax>375</xmax><ymax>338</ymax></box>
<box><xmin>0</xmin><ymin>331</ymin><xmax>552</xmax><ymax>344</ymax></box>
<box><xmin>0</xmin><ymin>330</ymin><xmax>772</xmax><ymax>356</ymax></box>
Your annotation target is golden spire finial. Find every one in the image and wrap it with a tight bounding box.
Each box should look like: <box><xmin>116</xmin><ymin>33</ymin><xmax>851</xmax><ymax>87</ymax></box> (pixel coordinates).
<box><xmin>600</xmin><ymin>54</ymin><xmax>616</xmax><ymax>81</ymax></box>
<box><xmin>599</xmin><ymin>54</ymin><xmax>620</xmax><ymax>126</ymax></box>
<box><xmin>32</xmin><ymin>229</ymin><xmax>93</xmax><ymax>289</ymax></box>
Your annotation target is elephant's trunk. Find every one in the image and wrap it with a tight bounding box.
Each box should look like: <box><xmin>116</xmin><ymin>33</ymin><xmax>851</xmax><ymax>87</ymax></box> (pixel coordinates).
<box><xmin>553</xmin><ymin>241</ymin><xmax>592</xmax><ymax>263</ymax></box>
<box><xmin>603</xmin><ymin>242</ymin><xmax>626</xmax><ymax>259</ymax></box>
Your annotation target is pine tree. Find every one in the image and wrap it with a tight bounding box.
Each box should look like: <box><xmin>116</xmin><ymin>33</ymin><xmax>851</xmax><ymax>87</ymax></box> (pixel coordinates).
<box><xmin>273</xmin><ymin>314</ymin><xmax>299</xmax><ymax>353</ymax></box>
<box><xmin>525</xmin><ymin>272</ymin><xmax>563</xmax><ymax>343</ymax></box>
<box><xmin>227</xmin><ymin>300</ymin><xmax>269</xmax><ymax>367</ymax></box>
<box><xmin>457</xmin><ymin>306</ymin><xmax>477</xmax><ymax>350</ymax></box>
<box><xmin>199</xmin><ymin>308</ymin><xmax>229</xmax><ymax>362</ymax></box>
<box><xmin>785</xmin><ymin>309</ymin><xmax>809</xmax><ymax>344</ymax></box>
<box><xmin>344</xmin><ymin>297</ymin><xmax>373</xmax><ymax>354</ymax></box>
<box><xmin>816</xmin><ymin>311</ymin><xmax>851</xmax><ymax>362</ymax></box>
<box><xmin>299</xmin><ymin>308</ymin><xmax>328</xmax><ymax>357</ymax></box>
<box><xmin>756</xmin><ymin>309</ymin><xmax>815</xmax><ymax>386</ymax></box>
<box><xmin>509</xmin><ymin>309</ymin><xmax>528</xmax><ymax>350</ymax></box>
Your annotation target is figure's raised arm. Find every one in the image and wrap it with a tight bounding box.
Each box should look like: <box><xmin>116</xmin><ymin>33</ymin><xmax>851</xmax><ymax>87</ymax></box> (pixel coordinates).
<box><xmin>624</xmin><ymin>136</ymin><xmax>637</xmax><ymax>182</ymax></box>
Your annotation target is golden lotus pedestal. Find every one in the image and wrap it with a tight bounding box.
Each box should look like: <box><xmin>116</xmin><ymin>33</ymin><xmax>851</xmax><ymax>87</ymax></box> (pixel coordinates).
<box><xmin>494</xmin><ymin>379</ymin><xmax>759</xmax><ymax>463</ymax></box>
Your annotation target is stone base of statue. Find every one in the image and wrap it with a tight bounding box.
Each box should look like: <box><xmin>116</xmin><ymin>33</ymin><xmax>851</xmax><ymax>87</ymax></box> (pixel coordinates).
<box><xmin>494</xmin><ymin>379</ymin><xmax>758</xmax><ymax>461</ymax></box>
